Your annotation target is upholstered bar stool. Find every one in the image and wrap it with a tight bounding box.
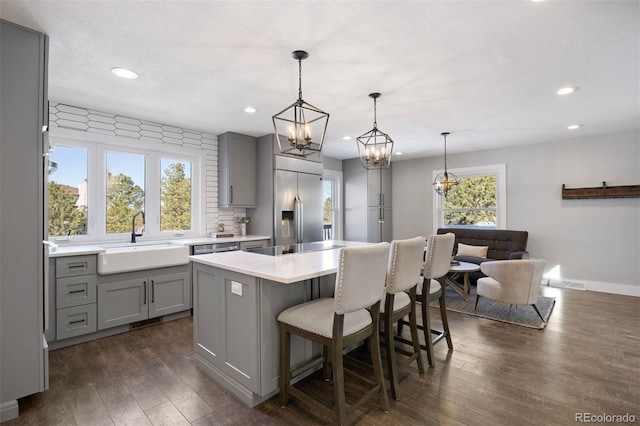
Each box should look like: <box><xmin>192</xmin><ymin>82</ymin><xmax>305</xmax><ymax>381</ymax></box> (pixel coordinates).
<box><xmin>278</xmin><ymin>243</ymin><xmax>391</xmax><ymax>425</ymax></box>
<box><xmin>398</xmin><ymin>233</ymin><xmax>455</xmax><ymax>367</ymax></box>
<box><xmin>380</xmin><ymin>236</ymin><xmax>426</xmax><ymax>401</ymax></box>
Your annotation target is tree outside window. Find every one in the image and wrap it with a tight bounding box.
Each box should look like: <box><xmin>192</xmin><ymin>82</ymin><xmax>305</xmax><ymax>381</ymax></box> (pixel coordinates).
<box><xmin>161</xmin><ymin>160</ymin><xmax>192</xmax><ymax>231</ymax></box>
<box><xmin>444</xmin><ymin>175</ymin><xmax>497</xmax><ymax>227</ymax></box>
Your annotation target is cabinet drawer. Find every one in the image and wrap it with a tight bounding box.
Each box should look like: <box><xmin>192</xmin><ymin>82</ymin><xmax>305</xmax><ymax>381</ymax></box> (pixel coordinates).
<box><xmin>56</xmin><ymin>275</ymin><xmax>97</xmax><ymax>309</ymax></box>
<box><xmin>56</xmin><ymin>304</ymin><xmax>97</xmax><ymax>340</ymax></box>
<box><xmin>239</xmin><ymin>240</ymin><xmax>269</xmax><ymax>251</ymax></box>
<box><xmin>56</xmin><ymin>255</ymin><xmax>97</xmax><ymax>278</ymax></box>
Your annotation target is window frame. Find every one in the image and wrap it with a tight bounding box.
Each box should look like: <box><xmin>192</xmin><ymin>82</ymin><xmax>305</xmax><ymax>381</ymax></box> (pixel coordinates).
<box><xmin>49</xmin><ymin>129</ymin><xmax>203</xmax><ymax>243</ymax></box>
<box><xmin>432</xmin><ymin>164</ymin><xmax>506</xmax><ymax>231</ymax></box>
<box><xmin>322</xmin><ymin>169</ymin><xmax>343</xmax><ymax>241</ymax></box>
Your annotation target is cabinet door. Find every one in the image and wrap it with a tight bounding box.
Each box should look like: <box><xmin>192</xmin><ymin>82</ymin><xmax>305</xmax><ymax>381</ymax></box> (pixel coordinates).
<box><xmin>219</xmin><ymin>132</ymin><xmax>257</xmax><ymax>207</ymax></box>
<box><xmin>220</xmin><ymin>270</ymin><xmax>259</xmax><ymax>393</ymax></box>
<box><xmin>97</xmin><ymin>278</ymin><xmax>148</xmax><ymax>330</ymax></box>
<box><xmin>193</xmin><ymin>264</ymin><xmax>224</xmax><ymax>369</ymax></box>
<box><xmin>367</xmin><ymin>168</ymin><xmax>392</xmax><ymax>207</ymax></box>
<box><xmin>380</xmin><ymin>207</ymin><xmax>393</xmax><ymax>242</ymax></box>
<box><xmin>367</xmin><ymin>207</ymin><xmax>382</xmax><ymax>243</ymax></box>
<box><xmin>148</xmin><ymin>272</ymin><xmax>191</xmax><ymax>319</ymax></box>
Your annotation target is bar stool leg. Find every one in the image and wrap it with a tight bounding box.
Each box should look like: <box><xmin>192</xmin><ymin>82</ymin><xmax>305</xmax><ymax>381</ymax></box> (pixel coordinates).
<box><xmin>279</xmin><ymin>323</ymin><xmax>291</xmax><ymax>407</ymax></box>
<box><xmin>421</xmin><ymin>292</ymin><xmax>435</xmax><ymax>367</ymax></box>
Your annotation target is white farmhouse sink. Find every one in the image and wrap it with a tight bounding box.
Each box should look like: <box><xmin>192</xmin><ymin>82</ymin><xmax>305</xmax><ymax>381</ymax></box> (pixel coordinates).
<box><xmin>98</xmin><ymin>243</ymin><xmax>189</xmax><ymax>275</ymax></box>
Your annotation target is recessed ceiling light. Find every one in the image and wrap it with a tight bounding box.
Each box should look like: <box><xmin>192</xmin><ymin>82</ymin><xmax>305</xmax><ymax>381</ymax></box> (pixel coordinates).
<box><xmin>342</xmin><ymin>136</ymin><xmax>352</xmax><ymax>141</ymax></box>
<box><xmin>567</xmin><ymin>124</ymin><xmax>582</xmax><ymax>130</ymax></box>
<box><xmin>557</xmin><ymin>86</ymin><xmax>578</xmax><ymax>95</ymax></box>
<box><xmin>111</xmin><ymin>67</ymin><xmax>138</xmax><ymax>79</ymax></box>
<box><xmin>395</xmin><ymin>151</ymin><xmax>404</xmax><ymax>156</ymax></box>
<box><xmin>244</xmin><ymin>107</ymin><xmax>256</xmax><ymax>114</ymax></box>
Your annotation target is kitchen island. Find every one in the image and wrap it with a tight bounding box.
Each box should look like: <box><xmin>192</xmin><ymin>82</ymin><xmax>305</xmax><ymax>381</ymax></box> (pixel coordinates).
<box><xmin>190</xmin><ymin>240</ymin><xmax>371</xmax><ymax>406</ymax></box>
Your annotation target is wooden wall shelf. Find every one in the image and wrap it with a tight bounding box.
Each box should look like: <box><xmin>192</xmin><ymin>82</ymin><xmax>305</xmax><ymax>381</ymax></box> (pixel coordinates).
<box><xmin>562</xmin><ymin>182</ymin><xmax>640</xmax><ymax>199</ymax></box>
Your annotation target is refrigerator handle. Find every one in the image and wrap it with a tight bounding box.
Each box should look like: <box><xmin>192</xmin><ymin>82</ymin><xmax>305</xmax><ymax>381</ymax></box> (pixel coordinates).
<box><xmin>294</xmin><ymin>195</ymin><xmax>303</xmax><ymax>244</ymax></box>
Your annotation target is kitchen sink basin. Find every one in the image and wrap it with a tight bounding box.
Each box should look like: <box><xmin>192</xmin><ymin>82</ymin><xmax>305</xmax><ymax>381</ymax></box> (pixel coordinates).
<box><xmin>98</xmin><ymin>243</ymin><xmax>189</xmax><ymax>274</ymax></box>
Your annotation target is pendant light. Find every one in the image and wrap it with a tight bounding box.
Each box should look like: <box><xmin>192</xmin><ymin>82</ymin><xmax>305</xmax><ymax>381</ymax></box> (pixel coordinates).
<box><xmin>356</xmin><ymin>93</ymin><xmax>394</xmax><ymax>169</ymax></box>
<box><xmin>272</xmin><ymin>50</ymin><xmax>329</xmax><ymax>157</ymax></box>
<box><xmin>433</xmin><ymin>132</ymin><xmax>459</xmax><ymax>196</ymax></box>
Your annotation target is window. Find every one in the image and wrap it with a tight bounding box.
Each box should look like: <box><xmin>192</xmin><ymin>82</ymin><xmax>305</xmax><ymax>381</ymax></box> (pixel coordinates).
<box><xmin>160</xmin><ymin>158</ymin><xmax>192</xmax><ymax>232</ymax></box>
<box><xmin>322</xmin><ymin>170</ymin><xmax>343</xmax><ymax>240</ymax></box>
<box><xmin>48</xmin><ymin>145</ymin><xmax>89</xmax><ymax>236</ymax></box>
<box><xmin>48</xmin><ymin>133</ymin><xmax>201</xmax><ymax>242</ymax></box>
<box><xmin>433</xmin><ymin>164</ymin><xmax>506</xmax><ymax>230</ymax></box>
<box><xmin>106</xmin><ymin>151</ymin><xmax>145</xmax><ymax>234</ymax></box>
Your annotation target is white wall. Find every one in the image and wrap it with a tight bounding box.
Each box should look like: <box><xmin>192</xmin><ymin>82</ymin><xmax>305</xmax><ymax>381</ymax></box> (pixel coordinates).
<box><xmin>392</xmin><ymin>131</ymin><xmax>640</xmax><ymax>296</ymax></box>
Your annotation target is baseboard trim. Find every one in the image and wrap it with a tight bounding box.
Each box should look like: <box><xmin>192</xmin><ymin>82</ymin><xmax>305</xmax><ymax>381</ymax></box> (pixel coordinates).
<box><xmin>0</xmin><ymin>400</ymin><xmax>19</xmax><ymax>422</ymax></box>
<box><xmin>586</xmin><ymin>281</ymin><xmax>640</xmax><ymax>297</ymax></box>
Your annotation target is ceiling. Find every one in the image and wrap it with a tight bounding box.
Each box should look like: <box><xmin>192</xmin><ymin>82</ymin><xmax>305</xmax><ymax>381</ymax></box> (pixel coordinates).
<box><xmin>1</xmin><ymin>1</ymin><xmax>638</xmax><ymax>160</ymax></box>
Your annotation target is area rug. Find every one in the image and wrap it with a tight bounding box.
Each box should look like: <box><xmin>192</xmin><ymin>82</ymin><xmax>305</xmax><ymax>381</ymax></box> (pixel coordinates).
<box><xmin>434</xmin><ymin>286</ymin><xmax>556</xmax><ymax>329</ymax></box>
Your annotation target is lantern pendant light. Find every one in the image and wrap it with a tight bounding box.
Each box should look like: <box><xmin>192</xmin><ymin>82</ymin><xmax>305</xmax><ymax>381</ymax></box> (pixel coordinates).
<box><xmin>272</xmin><ymin>50</ymin><xmax>329</xmax><ymax>157</ymax></box>
<box><xmin>356</xmin><ymin>93</ymin><xmax>394</xmax><ymax>169</ymax></box>
<box><xmin>433</xmin><ymin>132</ymin><xmax>459</xmax><ymax>196</ymax></box>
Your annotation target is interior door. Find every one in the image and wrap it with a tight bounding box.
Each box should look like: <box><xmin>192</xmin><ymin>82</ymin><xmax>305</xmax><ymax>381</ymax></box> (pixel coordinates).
<box><xmin>297</xmin><ymin>172</ymin><xmax>323</xmax><ymax>243</ymax></box>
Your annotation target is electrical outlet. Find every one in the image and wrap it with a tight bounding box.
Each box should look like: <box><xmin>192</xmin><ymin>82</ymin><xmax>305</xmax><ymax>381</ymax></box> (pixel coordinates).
<box><xmin>231</xmin><ymin>281</ymin><xmax>242</xmax><ymax>296</ymax></box>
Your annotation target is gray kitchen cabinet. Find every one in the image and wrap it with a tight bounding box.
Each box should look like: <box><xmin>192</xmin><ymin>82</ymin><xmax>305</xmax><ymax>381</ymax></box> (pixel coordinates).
<box><xmin>218</xmin><ymin>132</ymin><xmax>257</xmax><ymax>208</ymax></box>
<box><xmin>97</xmin><ymin>278</ymin><xmax>148</xmax><ymax>329</ymax></box>
<box><xmin>0</xmin><ymin>20</ymin><xmax>49</xmax><ymax>415</ymax></box>
<box><xmin>193</xmin><ymin>263</ymin><xmax>322</xmax><ymax>401</ymax></box>
<box><xmin>367</xmin><ymin>168</ymin><xmax>392</xmax><ymax>207</ymax></box>
<box><xmin>344</xmin><ymin>158</ymin><xmax>393</xmax><ymax>243</ymax></box>
<box><xmin>50</xmin><ymin>255</ymin><xmax>98</xmax><ymax>341</ymax></box>
<box><xmin>239</xmin><ymin>239</ymin><xmax>270</xmax><ymax>251</ymax></box>
<box><xmin>367</xmin><ymin>207</ymin><xmax>393</xmax><ymax>243</ymax></box>
<box><xmin>193</xmin><ymin>264</ymin><xmax>259</xmax><ymax>392</ymax></box>
<box><xmin>97</xmin><ymin>268</ymin><xmax>190</xmax><ymax>330</ymax></box>
<box><xmin>56</xmin><ymin>304</ymin><xmax>97</xmax><ymax>340</ymax></box>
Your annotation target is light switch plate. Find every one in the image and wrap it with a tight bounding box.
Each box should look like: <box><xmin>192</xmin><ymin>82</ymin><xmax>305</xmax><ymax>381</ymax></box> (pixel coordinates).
<box><xmin>231</xmin><ymin>281</ymin><xmax>242</xmax><ymax>296</ymax></box>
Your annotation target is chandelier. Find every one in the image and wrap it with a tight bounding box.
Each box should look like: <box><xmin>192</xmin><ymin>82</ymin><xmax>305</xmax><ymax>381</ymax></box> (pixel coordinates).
<box><xmin>272</xmin><ymin>50</ymin><xmax>329</xmax><ymax>157</ymax></box>
<box><xmin>433</xmin><ymin>132</ymin><xmax>459</xmax><ymax>196</ymax></box>
<box><xmin>356</xmin><ymin>93</ymin><xmax>394</xmax><ymax>169</ymax></box>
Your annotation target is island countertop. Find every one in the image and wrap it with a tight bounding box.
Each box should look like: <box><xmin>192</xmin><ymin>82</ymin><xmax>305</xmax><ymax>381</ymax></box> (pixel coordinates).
<box><xmin>189</xmin><ymin>240</ymin><xmax>371</xmax><ymax>284</ymax></box>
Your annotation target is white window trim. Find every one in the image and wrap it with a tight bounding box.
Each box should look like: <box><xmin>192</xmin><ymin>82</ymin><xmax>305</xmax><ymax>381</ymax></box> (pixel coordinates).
<box><xmin>323</xmin><ymin>169</ymin><xmax>343</xmax><ymax>241</ymax></box>
<box><xmin>432</xmin><ymin>164</ymin><xmax>506</xmax><ymax>232</ymax></box>
<box><xmin>49</xmin><ymin>128</ymin><xmax>203</xmax><ymax>243</ymax></box>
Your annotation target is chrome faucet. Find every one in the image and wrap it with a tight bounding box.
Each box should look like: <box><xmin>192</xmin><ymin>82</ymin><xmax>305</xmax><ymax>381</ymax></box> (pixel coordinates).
<box><xmin>131</xmin><ymin>210</ymin><xmax>145</xmax><ymax>243</ymax></box>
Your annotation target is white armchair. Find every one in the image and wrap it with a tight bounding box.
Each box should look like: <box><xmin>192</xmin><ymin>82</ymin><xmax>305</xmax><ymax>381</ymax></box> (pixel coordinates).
<box><xmin>475</xmin><ymin>259</ymin><xmax>546</xmax><ymax>322</ymax></box>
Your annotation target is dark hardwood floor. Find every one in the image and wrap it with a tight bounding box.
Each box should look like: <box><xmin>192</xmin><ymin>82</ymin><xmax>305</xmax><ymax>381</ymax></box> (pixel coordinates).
<box><xmin>4</xmin><ymin>286</ymin><xmax>639</xmax><ymax>425</ymax></box>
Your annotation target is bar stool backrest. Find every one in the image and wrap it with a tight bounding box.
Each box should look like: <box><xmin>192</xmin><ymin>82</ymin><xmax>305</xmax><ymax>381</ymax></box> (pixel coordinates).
<box><xmin>334</xmin><ymin>242</ymin><xmax>390</xmax><ymax>315</ymax></box>
<box><xmin>424</xmin><ymin>233</ymin><xmax>456</xmax><ymax>280</ymax></box>
<box><xmin>386</xmin><ymin>236</ymin><xmax>426</xmax><ymax>294</ymax></box>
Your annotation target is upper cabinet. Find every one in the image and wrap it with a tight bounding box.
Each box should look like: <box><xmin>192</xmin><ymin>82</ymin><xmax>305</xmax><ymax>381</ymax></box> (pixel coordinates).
<box><xmin>367</xmin><ymin>168</ymin><xmax>392</xmax><ymax>207</ymax></box>
<box><xmin>218</xmin><ymin>132</ymin><xmax>257</xmax><ymax>208</ymax></box>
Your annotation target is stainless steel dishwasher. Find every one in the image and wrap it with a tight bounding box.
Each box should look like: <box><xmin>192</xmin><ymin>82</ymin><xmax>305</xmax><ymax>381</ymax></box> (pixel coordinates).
<box><xmin>191</xmin><ymin>242</ymin><xmax>239</xmax><ymax>255</ymax></box>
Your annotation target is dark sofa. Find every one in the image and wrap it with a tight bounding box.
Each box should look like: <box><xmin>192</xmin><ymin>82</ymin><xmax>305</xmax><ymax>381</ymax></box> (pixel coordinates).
<box><xmin>437</xmin><ymin>228</ymin><xmax>529</xmax><ymax>285</ymax></box>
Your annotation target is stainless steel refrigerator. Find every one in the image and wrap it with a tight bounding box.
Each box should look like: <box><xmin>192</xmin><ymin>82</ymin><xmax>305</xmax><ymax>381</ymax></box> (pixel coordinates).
<box><xmin>248</xmin><ymin>135</ymin><xmax>325</xmax><ymax>247</ymax></box>
<box><xmin>274</xmin><ymin>159</ymin><xmax>323</xmax><ymax>246</ymax></box>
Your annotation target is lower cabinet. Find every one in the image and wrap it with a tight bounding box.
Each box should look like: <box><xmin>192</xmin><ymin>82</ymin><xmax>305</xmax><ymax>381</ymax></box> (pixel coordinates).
<box><xmin>97</xmin><ymin>270</ymin><xmax>191</xmax><ymax>330</ymax></box>
<box><xmin>193</xmin><ymin>263</ymin><xmax>332</xmax><ymax>402</ymax></box>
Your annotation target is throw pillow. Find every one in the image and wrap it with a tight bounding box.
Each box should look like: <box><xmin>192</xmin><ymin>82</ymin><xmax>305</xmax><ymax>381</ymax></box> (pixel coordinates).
<box><xmin>457</xmin><ymin>243</ymin><xmax>488</xmax><ymax>258</ymax></box>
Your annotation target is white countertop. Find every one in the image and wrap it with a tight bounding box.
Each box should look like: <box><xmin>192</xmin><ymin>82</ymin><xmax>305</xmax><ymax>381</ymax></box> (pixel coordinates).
<box><xmin>189</xmin><ymin>240</ymin><xmax>372</xmax><ymax>284</ymax></box>
<box><xmin>48</xmin><ymin>234</ymin><xmax>271</xmax><ymax>257</ymax></box>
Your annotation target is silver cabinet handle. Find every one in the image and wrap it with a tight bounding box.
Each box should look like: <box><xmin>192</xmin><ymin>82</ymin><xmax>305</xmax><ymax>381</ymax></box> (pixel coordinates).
<box><xmin>229</xmin><ymin>186</ymin><xmax>233</xmax><ymax>204</ymax></box>
<box><xmin>69</xmin><ymin>319</ymin><xmax>85</xmax><ymax>325</ymax></box>
<box><xmin>68</xmin><ymin>289</ymin><xmax>86</xmax><ymax>294</ymax></box>
<box><xmin>151</xmin><ymin>280</ymin><xmax>155</xmax><ymax>303</ymax></box>
<box><xmin>143</xmin><ymin>281</ymin><xmax>147</xmax><ymax>305</ymax></box>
